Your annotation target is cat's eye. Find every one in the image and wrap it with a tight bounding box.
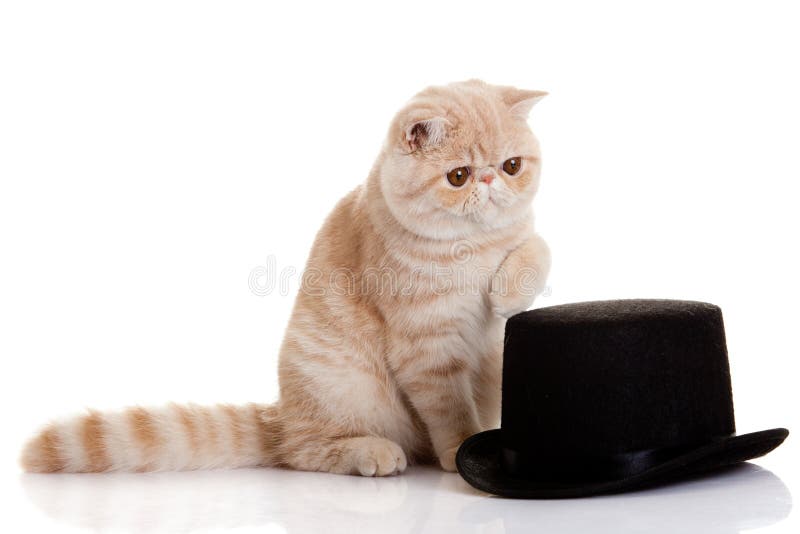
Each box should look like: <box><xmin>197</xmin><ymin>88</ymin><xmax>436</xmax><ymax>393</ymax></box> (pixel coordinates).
<box><xmin>502</xmin><ymin>157</ymin><xmax>522</xmax><ymax>176</ymax></box>
<box><xmin>446</xmin><ymin>166</ymin><xmax>471</xmax><ymax>187</ymax></box>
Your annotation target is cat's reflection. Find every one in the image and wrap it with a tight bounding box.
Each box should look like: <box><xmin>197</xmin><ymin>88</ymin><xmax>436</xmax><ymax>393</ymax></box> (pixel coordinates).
<box><xmin>21</xmin><ymin>463</ymin><xmax>791</xmax><ymax>534</ymax></box>
<box><xmin>21</xmin><ymin>466</ymin><xmax>422</xmax><ymax>534</ymax></box>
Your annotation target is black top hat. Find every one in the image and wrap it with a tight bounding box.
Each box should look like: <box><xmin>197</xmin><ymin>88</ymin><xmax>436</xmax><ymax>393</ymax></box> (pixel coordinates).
<box><xmin>456</xmin><ymin>299</ymin><xmax>789</xmax><ymax>498</ymax></box>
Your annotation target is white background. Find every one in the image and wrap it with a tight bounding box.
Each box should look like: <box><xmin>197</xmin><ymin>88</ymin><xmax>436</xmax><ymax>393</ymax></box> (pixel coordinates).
<box><xmin>1</xmin><ymin>1</ymin><xmax>798</xmax><ymax>532</ymax></box>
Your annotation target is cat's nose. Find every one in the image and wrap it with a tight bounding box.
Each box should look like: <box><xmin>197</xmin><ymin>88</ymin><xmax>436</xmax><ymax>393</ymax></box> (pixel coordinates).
<box><xmin>479</xmin><ymin>172</ymin><xmax>494</xmax><ymax>184</ymax></box>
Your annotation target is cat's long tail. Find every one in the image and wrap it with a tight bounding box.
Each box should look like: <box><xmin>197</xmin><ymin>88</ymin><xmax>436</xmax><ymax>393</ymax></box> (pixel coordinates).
<box><xmin>20</xmin><ymin>403</ymin><xmax>283</xmax><ymax>473</ymax></box>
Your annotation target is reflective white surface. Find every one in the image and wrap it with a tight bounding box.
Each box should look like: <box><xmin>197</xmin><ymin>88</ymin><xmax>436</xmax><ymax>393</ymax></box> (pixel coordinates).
<box><xmin>15</xmin><ymin>462</ymin><xmax>793</xmax><ymax>533</ymax></box>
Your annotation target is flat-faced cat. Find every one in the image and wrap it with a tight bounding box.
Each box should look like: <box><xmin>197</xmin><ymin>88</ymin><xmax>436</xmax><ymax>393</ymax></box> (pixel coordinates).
<box><xmin>21</xmin><ymin>80</ymin><xmax>550</xmax><ymax>476</ymax></box>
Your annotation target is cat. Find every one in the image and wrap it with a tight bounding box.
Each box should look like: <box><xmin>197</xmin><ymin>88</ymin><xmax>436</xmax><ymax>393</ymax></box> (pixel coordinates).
<box><xmin>21</xmin><ymin>79</ymin><xmax>550</xmax><ymax>476</ymax></box>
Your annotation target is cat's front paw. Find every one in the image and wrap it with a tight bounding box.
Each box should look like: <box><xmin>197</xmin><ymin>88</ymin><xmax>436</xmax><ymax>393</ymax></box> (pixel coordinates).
<box><xmin>489</xmin><ymin>234</ymin><xmax>550</xmax><ymax>318</ymax></box>
<box><xmin>438</xmin><ymin>446</ymin><xmax>460</xmax><ymax>472</ymax></box>
<box><xmin>489</xmin><ymin>279</ymin><xmax>536</xmax><ymax>319</ymax></box>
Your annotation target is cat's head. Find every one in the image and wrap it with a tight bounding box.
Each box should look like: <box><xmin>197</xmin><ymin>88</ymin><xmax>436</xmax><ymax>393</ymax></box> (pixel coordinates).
<box><xmin>379</xmin><ymin>79</ymin><xmax>546</xmax><ymax>240</ymax></box>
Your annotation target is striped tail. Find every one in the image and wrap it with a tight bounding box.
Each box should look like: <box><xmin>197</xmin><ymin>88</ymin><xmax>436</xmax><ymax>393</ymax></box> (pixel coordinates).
<box><xmin>20</xmin><ymin>403</ymin><xmax>283</xmax><ymax>473</ymax></box>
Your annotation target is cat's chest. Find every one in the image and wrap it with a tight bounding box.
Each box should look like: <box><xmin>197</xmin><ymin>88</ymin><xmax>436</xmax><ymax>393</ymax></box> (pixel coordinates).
<box><xmin>390</xmin><ymin>245</ymin><xmax>503</xmax><ymax>289</ymax></box>
<box><xmin>375</xmin><ymin>246</ymin><xmax>507</xmax><ymax>331</ymax></box>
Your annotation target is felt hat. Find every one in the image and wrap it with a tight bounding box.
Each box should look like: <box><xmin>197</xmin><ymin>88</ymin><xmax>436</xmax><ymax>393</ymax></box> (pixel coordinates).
<box><xmin>456</xmin><ymin>299</ymin><xmax>789</xmax><ymax>498</ymax></box>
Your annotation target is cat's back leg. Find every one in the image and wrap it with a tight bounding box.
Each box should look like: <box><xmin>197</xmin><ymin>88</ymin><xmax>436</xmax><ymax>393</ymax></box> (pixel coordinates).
<box><xmin>275</xmin><ymin>347</ymin><xmax>416</xmax><ymax>476</ymax></box>
<box><xmin>274</xmin><ymin>296</ymin><xmax>424</xmax><ymax>475</ymax></box>
<box><xmin>280</xmin><ymin>433</ymin><xmax>407</xmax><ymax>476</ymax></box>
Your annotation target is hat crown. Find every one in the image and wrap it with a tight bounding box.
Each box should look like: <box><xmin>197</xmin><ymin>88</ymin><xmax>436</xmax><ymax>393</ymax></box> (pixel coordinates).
<box><xmin>501</xmin><ymin>299</ymin><xmax>735</xmax><ymax>457</ymax></box>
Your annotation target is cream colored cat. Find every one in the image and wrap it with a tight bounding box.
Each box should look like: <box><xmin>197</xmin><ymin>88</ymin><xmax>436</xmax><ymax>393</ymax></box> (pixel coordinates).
<box><xmin>21</xmin><ymin>79</ymin><xmax>550</xmax><ymax>476</ymax></box>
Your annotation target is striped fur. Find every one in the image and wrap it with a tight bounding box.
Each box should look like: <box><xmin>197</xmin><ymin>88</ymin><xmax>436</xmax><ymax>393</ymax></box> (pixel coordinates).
<box><xmin>21</xmin><ymin>80</ymin><xmax>550</xmax><ymax>476</ymax></box>
<box><xmin>21</xmin><ymin>404</ymin><xmax>280</xmax><ymax>473</ymax></box>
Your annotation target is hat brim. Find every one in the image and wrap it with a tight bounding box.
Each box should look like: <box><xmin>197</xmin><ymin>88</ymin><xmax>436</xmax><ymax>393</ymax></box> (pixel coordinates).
<box><xmin>455</xmin><ymin>427</ymin><xmax>789</xmax><ymax>499</ymax></box>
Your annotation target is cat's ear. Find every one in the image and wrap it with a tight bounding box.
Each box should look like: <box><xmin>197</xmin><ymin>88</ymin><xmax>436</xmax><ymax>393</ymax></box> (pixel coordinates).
<box><xmin>404</xmin><ymin>117</ymin><xmax>450</xmax><ymax>152</ymax></box>
<box><xmin>501</xmin><ymin>89</ymin><xmax>548</xmax><ymax>119</ymax></box>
